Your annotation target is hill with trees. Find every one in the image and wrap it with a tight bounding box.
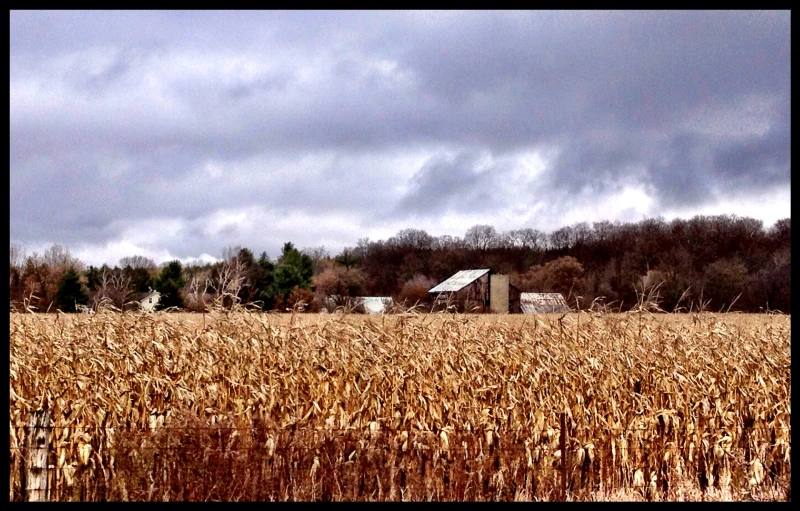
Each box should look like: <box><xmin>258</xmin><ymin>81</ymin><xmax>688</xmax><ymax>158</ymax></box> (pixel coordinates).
<box><xmin>9</xmin><ymin>214</ymin><xmax>790</xmax><ymax>314</ymax></box>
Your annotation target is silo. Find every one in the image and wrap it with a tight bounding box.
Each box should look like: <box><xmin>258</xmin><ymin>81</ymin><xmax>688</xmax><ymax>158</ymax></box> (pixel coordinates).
<box><xmin>489</xmin><ymin>274</ymin><xmax>509</xmax><ymax>313</ymax></box>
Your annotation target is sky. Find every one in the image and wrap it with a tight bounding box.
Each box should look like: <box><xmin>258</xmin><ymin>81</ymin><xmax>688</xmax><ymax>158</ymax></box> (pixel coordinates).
<box><xmin>10</xmin><ymin>10</ymin><xmax>791</xmax><ymax>267</ymax></box>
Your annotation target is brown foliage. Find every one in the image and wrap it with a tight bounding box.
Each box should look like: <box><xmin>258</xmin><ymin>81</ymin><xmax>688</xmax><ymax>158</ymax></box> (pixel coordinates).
<box><xmin>519</xmin><ymin>256</ymin><xmax>585</xmax><ymax>301</ymax></box>
<box><xmin>274</xmin><ymin>286</ymin><xmax>319</xmax><ymax>312</ymax></box>
<box><xmin>702</xmin><ymin>258</ymin><xmax>748</xmax><ymax>312</ymax></box>
<box><xmin>397</xmin><ymin>274</ymin><xmax>437</xmax><ymax>308</ymax></box>
<box><xmin>312</xmin><ymin>265</ymin><xmax>368</xmax><ymax>299</ymax></box>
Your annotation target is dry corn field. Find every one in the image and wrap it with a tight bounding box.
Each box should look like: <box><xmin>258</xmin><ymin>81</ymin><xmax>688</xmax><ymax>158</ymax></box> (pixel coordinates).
<box><xmin>9</xmin><ymin>311</ymin><xmax>791</xmax><ymax>501</ymax></box>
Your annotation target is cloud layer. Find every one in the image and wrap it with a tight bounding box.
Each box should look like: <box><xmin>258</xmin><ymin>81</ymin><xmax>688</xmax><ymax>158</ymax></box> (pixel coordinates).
<box><xmin>10</xmin><ymin>10</ymin><xmax>790</xmax><ymax>265</ymax></box>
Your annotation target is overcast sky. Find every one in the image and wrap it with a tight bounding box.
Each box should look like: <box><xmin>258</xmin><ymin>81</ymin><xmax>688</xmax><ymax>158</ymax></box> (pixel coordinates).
<box><xmin>10</xmin><ymin>10</ymin><xmax>791</xmax><ymax>266</ymax></box>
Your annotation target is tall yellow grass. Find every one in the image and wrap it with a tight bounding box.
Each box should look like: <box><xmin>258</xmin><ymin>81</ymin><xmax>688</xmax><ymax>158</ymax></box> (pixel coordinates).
<box><xmin>9</xmin><ymin>311</ymin><xmax>790</xmax><ymax>501</ymax></box>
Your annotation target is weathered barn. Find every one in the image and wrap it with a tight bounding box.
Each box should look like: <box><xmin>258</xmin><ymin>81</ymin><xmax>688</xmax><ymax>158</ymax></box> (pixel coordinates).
<box><xmin>429</xmin><ymin>269</ymin><xmax>521</xmax><ymax>313</ymax></box>
<box><xmin>520</xmin><ymin>293</ymin><xmax>571</xmax><ymax>313</ymax></box>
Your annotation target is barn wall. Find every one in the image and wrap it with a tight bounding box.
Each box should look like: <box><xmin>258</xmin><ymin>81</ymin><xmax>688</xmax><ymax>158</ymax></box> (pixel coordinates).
<box><xmin>463</xmin><ymin>273</ymin><xmax>490</xmax><ymax>312</ymax></box>
<box><xmin>432</xmin><ymin>273</ymin><xmax>490</xmax><ymax>312</ymax></box>
<box><xmin>509</xmin><ymin>285</ymin><xmax>522</xmax><ymax>314</ymax></box>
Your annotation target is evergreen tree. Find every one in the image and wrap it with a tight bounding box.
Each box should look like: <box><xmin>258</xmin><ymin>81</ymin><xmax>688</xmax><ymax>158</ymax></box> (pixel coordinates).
<box><xmin>154</xmin><ymin>260</ymin><xmax>185</xmax><ymax>310</ymax></box>
<box><xmin>253</xmin><ymin>252</ymin><xmax>276</xmax><ymax>310</ymax></box>
<box><xmin>85</xmin><ymin>265</ymin><xmax>103</xmax><ymax>291</ymax></box>
<box><xmin>124</xmin><ymin>265</ymin><xmax>154</xmax><ymax>293</ymax></box>
<box><xmin>274</xmin><ymin>242</ymin><xmax>314</xmax><ymax>289</ymax></box>
<box><xmin>263</xmin><ymin>243</ymin><xmax>314</xmax><ymax>309</ymax></box>
<box><xmin>235</xmin><ymin>247</ymin><xmax>258</xmax><ymax>303</ymax></box>
<box><xmin>335</xmin><ymin>249</ymin><xmax>360</xmax><ymax>269</ymax></box>
<box><xmin>56</xmin><ymin>267</ymin><xmax>89</xmax><ymax>312</ymax></box>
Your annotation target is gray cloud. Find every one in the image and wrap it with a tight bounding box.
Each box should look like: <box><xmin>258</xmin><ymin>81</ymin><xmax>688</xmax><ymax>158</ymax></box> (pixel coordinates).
<box><xmin>394</xmin><ymin>152</ymin><xmax>494</xmax><ymax>218</ymax></box>
<box><xmin>711</xmin><ymin>106</ymin><xmax>791</xmax><ymax>191</ymax></box>
<box><xmin>10</xmin><ymin>10</ymin><xmax>790</xmax><ymax>264</ymax></box>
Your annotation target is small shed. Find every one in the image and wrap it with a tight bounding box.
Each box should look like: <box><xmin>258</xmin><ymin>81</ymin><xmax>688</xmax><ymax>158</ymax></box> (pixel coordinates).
<box><xmin>358</xmin><ymin>296</ymin><xmax>393</xmax><ymax>314</ymax></box>
<box><xmin>139</xmin><ymin>290</ymin><xmax>161</xmax><ymax>312</ymax></box>
<box><xmin>323</xmin><ymin>295</ymin><xmax>393</xmax><ymax>314</ymax></box>
<box><xmin>520</xmin><ymin>293</ymin><xmax>571</xmax><ymax>314</ymax></box>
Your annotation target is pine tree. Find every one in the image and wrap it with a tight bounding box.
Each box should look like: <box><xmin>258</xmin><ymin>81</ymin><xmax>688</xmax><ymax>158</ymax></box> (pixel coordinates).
<box><xmin>254</xmin><ymin>252</ymin><xmax>276</xmax><ymax>310</ymax></box>
<box><xmin>269</xmin><ymin>243</ymin><xmax>314</xmax><ymax>298</ymax></box>
<box><xmin>154</xmin><ymin>260</ymin><xmax>185</xmax><ymax>310</ymax></box>
<box><xmin>56</xmin><ymin>267</ymin><xmax>89</xmax><ymax>312</ymax></box>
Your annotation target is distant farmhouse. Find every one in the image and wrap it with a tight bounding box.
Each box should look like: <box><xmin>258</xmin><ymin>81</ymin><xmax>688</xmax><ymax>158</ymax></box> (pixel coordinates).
<box><xmin>429</xmin><ymin>269</ymin><xmax>521</xmax><ymax>313</ymax></box>
<box><xmin>138</xmin><ymin>289</ymin><xmax>161</xmax><ymax>312</ymax></box>
<box><xmin>520</xmin><ymin>293</ymin><xmax>571</xmax><ymax>314</ymax></box>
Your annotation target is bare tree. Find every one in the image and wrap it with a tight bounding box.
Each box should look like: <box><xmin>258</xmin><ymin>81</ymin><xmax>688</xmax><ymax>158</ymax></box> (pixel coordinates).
<box><xmin>118</xmin><ymin>255</ymin><xmax>156</xmax><ymax>270</ymax></box>
<box><xmin>10</xmin><ymin>242</ymin><xmax>27</xmax><ymax>308</ymax></box>
<box><xmin>353</xmin><ymin>238</ymin><xmax>372</xmax><ymax>260</ymax></box>
<box><xmin>92</xmin><ymin>267</ymin><xmax>132</xmax><ymax>310</ymax></box>
<box><xmin>303</xmin><ymin>245</ymin><xmax>330</xmax><ymax>260</ymax></box>
<box><xmin>772</xmin><ymin>249</ymin><xmax>790</xmax><ymax>270</ymax></box>
<box><xmin>312</xmin><ymin>265</ymin><xmax>368</xmax><ymax>312</ymax></box>
<box><xmin>19</xmin><ymin>245</ymin><xmax>84</xmax><ymax>311</ymax></box>
<box><xmin>592</xmin><ymin>220</ymin><xmax>619</xmax><ymax>244</ymax></box>
<box><xmin>184</xmin><ymin>272</ymin><xmax>211</xmax><ymax>311</ymax></box>
<box><xmin>209</xmin><ymin>246</ymin><xmax>249</xmax><ymax>306</ymax></box>
<box><xmin>43</xmin><ymin>244</ymin><xmax>84</xmax><ymax>272</ymax></box>
<box><xmin>432</xmin><ymin>235</ymin><xmax>464</xmax><ymax>250</ymax></box>
<box><xmin>520</xmin><ymin>228</ymin><xmax>548</xmax><ymax>251</ymax></box>
<box><xmin>303</xmin><ymin>245</ymin><xmax>330</xmax><ymax>274</ymax></box>
<box><xmin>389</xmin><ymin>228</ymin><xmax>434</xmax><ymax>249</ymax></box>
<box><xmin>220</xmin><ymin>246</ymin><xmax>243</xmax><ymax>264</ymax></box>
<box><xmin>495</xmin><ymin>231</ymin><xmax>515</xmax><ymax>249</ymax></box>
<box><xmin>464</xmin><ymin>224</ymin><xmax>498</xmax><ymax>250</ymax></box>
<box><xmin>10</xmin><ymin>242</ymin><xmax>26</xmax><ymax>270</ymax></box>
<box><xmin>503</xmin><ymin>228</ymin><xmax>546</xmax><ymax>249</ymax></box>
<box><xmin>549</xmin><ymin>226</ymin><xmax>572</xmax><ymax>251</ymax></box>
<box><xmin>570</xmin><ymin>222</ymin><xmax>594</xmax><ymax>247</ymax></box>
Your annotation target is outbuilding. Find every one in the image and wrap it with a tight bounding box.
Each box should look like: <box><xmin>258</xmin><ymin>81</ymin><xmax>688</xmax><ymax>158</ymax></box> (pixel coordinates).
<box><xmin>323</xmin><ymin>295</ymin><xmax>393</xmax><ymax>313</ymax></box>
<box><xmin>429</xmin><ymin>269</ymin><xmax>521</xmax><ymax>313</ymax></box>
<box><xmin>520</xmin><ymin>292</ymin><xmax>571</xmax><ymax>313</ymax></box>
<box><xmin>138</xmin><ymin>289</ymin><xmax>161</xmax><ymax>312</ymax></box>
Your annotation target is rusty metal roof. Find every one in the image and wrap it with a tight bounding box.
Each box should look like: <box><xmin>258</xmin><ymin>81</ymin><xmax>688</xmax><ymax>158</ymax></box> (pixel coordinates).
<box><xmin>520</xmin><ymin>293</ymin><xmax>571</xmax><ymax>313</ymax></box>
<box><xmin>429</xmin><ymin>269</ymin><xmax>491</xmax><ymax>293</ymax></box>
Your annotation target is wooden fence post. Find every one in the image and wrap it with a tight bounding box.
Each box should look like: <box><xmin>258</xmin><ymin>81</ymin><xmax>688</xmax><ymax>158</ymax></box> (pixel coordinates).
<box><xmin>560</xmin><ymin>412</ymin><xmax>568</xmax><ymax>501</ymax></box>
<box><xmin>26</xmin><ymin>406</ymin><xmax>51</xmax><ymax>502</ymax></box>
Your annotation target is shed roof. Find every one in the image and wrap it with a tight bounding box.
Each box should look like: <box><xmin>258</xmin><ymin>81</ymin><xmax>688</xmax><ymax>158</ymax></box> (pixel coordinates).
<box><xmin>429</xmin><ymin>269</ymin><xmax>491</xmax><ymax>293</ymax></box>
<box><xmin>359</xmin><ymin>296</ymin><xmax>393</xmax><ymax>314</ymax></box>
<box><xmin>138</xmin><ymin>290</ymin><xmax>160</xmax><ymax>303</ymax></box>
<box><xmin>323</xmin><ymin>296</ymin><xmax>393</xmax><ymax>314</ymax></box>
<box><xmin>520</xmin><ymin>293</ymin><xmax>571</xmax><ymax>314</ymax></box>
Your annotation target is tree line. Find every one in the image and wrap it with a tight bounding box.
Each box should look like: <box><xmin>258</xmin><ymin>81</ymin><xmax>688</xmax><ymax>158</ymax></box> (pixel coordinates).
<box><xmin>9</xmin><ymin>214</ymin><xmax>790</xmax><ymax>314</ymax></box>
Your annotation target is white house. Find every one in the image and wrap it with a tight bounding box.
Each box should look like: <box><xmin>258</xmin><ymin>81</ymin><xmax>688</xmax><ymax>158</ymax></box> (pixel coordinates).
<box><xmin>139</xmin><ymin>290</ymin><xmax>161</xmax><ymax>312</ymax></box>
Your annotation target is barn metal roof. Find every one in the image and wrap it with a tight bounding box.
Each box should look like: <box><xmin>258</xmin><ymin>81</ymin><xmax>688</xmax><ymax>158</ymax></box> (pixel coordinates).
<box><xmin>520</xmin><ymin>293</ymin><xmax>571</xmax><ymax>313</ymax></box>
<box><xmin>429</xmin><ymin>269</ymin><xmax>491</xmax><ymax>293</ymax></box>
